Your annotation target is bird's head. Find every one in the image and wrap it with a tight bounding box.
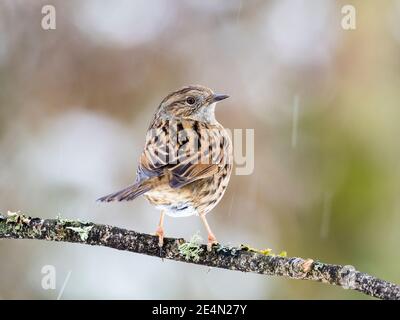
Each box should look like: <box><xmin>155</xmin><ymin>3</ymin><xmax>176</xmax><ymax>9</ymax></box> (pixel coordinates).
<box><xmin>156</xmin><ymin>85</ymin><xmax>229</xmax><ymax>124</ymax></box>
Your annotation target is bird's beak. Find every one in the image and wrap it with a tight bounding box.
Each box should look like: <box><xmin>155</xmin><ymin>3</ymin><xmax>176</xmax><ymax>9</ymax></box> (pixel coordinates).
<box><xmin>212</xmin><ymin>93</ymin><xmax>229</xmax><ymax>102</ymax></box>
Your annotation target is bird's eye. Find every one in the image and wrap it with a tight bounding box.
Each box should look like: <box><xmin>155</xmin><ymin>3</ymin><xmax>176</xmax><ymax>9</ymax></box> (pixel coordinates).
<box><xmin>186</xmin><ymin>97</ymin><xmax>196</xmax><ymax>105</ymax></box>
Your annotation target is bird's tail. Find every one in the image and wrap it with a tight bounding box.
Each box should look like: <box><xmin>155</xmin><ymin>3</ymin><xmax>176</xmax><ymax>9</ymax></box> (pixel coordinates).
<box><xmin>97</xmin><ymin>182</ymin><xmax>151</xmax><ymax>202</ymax></box>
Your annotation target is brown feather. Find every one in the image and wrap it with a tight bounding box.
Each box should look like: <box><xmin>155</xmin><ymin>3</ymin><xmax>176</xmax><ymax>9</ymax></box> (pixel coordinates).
<box><xmin>98</xmin><ymin>85</ymin><xmax>232</xmax><ymax>217</ymax></box>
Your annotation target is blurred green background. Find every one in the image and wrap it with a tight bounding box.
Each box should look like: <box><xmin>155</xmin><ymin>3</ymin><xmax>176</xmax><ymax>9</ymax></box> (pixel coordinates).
<box><xmin>0</xmin><ymin>0</ymin><xmax>399</xmax><ymax>299</ymax></box>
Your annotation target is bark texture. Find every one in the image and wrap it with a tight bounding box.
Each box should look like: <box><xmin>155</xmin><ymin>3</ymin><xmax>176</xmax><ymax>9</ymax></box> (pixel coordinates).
<box><xmin>0</xmin><ymin>213</ymin><xmax>399</xmax><ymax>300</ymax></box>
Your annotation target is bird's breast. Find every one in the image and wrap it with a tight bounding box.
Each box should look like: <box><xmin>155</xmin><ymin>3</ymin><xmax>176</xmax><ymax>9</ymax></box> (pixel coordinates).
<box><xmin>142</xmin><ymin>119</ymin><xmax>233</xmax><ymax>217</ymax></box>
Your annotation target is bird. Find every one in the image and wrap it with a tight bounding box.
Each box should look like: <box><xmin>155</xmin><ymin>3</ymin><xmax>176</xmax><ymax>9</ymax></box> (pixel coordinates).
<box><xmin>98</xmin><ymin>85</ymin><xmax>233</xmax><ymax>250</ymax></box>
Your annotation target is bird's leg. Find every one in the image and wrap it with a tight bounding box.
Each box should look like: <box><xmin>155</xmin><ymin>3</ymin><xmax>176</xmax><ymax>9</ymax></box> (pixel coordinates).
<box><xmin>200</xmin><ymin>213</ymin><xmax>218</xmax><ymax>251</ymax></box>
<box><xmin>155</xmin><ymin>211</ymin><xmax>165</xmax><ymax>248</ymax></box>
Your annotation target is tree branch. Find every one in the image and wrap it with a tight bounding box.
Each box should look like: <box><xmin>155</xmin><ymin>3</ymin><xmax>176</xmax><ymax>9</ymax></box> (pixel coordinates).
<box><xmin>0</xmin><ymin>212</ymin><xmax>399</xmax><ymax>300</ymax></box>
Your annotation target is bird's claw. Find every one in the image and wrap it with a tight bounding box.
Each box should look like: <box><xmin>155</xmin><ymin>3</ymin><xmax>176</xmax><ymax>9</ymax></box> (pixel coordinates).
<box><xmin>207</xmin><ymin>234</ymin><xmax>218</xmax><ymax>252</ymax></box>
<box><xmin>155</xmin><ymin>227</ymin><xmax>164</xmax><ymax>247</ymax></box>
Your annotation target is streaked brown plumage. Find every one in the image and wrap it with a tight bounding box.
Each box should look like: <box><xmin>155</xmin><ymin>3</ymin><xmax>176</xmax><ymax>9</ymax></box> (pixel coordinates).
<box><xmin>98</xmin><ymin>85</ymin><xmax>232</xmax><ymax>249</ymax></box>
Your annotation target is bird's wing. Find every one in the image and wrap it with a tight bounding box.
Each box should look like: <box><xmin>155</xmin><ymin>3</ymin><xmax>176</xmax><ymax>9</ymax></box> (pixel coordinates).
<box><xmin>136</xmin><ymin>119</ymin><xmax>228</xmax><ymax>189</ymax></box>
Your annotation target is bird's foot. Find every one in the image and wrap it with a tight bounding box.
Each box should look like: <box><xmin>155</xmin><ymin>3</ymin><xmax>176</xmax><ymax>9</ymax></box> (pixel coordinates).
<box><xmin>155</xmin><ymin>226</ymin><xmax>164</xmax><ymax>248</ymax></box>
<box><xmin>207</xmin><ymin>233</ymin><xmax>218</xmax><ymax>252</ymax></box>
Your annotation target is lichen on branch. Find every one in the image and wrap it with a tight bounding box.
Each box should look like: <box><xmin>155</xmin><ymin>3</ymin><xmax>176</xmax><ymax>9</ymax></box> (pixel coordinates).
<box><xmin>0</xmin><ymin>211</ymin><xmax>399</xmax><ymax>300</ymax></box>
